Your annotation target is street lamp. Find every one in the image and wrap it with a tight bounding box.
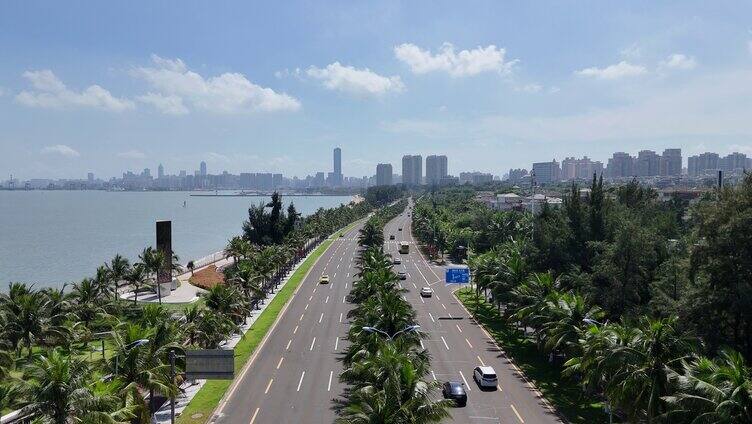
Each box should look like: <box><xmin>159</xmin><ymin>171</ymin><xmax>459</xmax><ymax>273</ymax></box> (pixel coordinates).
<box><xmin>115</xmin><ymin>339</ymin><xmax>150</xmax><ymax>375</ymax></box>
<box><xmin>582</xmin><ymin>318</ymin><xmax>605</xmax><ymax>326</ymax></box>
<box><xmin>362</xmin><ymin>325</ymin><xmax>420</xmax><ymax>341</ymax></box>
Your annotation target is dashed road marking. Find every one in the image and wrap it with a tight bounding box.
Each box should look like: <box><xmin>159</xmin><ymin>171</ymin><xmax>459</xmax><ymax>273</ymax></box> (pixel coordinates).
<box><xmin>293</xmin><ymin>325</ymin><xmax>299</xmax><ymax>334</ymax></box>
<box><xmin>465</xmin><ymin>338</ymin><xmax>473</xmax><ymax>348</ymax></box>
<box><xmin>285</xmin><ymin>339</ymin><xmax>292</xmax><ymax>350</ymax></box>
<box><xmin>441</xmin><ymin>336</ymin><xmax>450</xmax><ymax>350</ymax></box>
<box><xmin>339</xmin><ymin>312</ymin><xmax>343</xmax><ymax>323</ymax></box>
<box><xmin>309</xmin><ymin>337</ymin><xmax>316</xmax><ymax>351</ymax></box>
<box><xmin>324</xmin><ymin>296</ymin><xmax>329</xmax><ymax>304</ymax></box>
<box><xmin>459</xmin><ymin>370</ymin><xmax>471</xmax><ymax>390</ymax></box>
<box><xmin>335</xmin><ymin>337</ymin><xmax>339</xmax><ymax>350</ymax></box>
<box><xmin>319</xmin><ymin>313</ymin><xmax>324</xmax><ymax>323</ymax></box>
<box><xmin>477</xmin><ymin>355</ymin><xmax>485</xmax><ymax>366</ymax></box>
<box><xmin>276</xmin><ymin>357</ymin><xmax>284</xmax><ymax>369</ymax></box>
<box><xmin>264</xmin><ymin>378</ymin><xmax>273</xmax><ymax>394</ymax></box>
<box><xmin>510</xmin><ymin>404</ymin><xmax>525</xmax><ymax>423</ymax></box>
<box><xmin>297</xmin><ymin>371</ymin><xmax>306</xmax><ymax>391</ymax></box>
<box><xmin>456</xmin><ymin>324</ymin><xmax>463</xmax><ymax>333</ymax></box>
<box><xmin>428</xmin><ymin>312</ymin><xmax>435</xmax><ymax>323</ymax></box>
<box><xmin>250</xmin><ymin>407</ymin><xmax>260</xmax><ymax>424</ymax></box>
<box><xmin>327</xmin><ymin>370</ymin><xmax>333</xmax><ymax>392</ymax></box>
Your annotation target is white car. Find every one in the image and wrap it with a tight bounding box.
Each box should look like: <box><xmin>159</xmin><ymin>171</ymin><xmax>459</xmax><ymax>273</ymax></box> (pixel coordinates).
<box><xmin>473</xmin><ymin>366</ymin><xmax>498</xmax><ymax>389</ymax></box>
<box><xmin>420</xmin><ymin>287</ymin><xmax>433</xmax><ymax>297</ymax></box>
<box><xmin>393</xmin><ymin>257</ymin><xmax>402</xmax><ymax>265</ymax></box>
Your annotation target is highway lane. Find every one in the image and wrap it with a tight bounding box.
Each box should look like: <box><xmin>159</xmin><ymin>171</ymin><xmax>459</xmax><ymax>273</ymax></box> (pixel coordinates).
<box><xmin>383</xmin><ymin>200</ymin><xmax>561</xmax><ymax>424</ymax></box>
<box><xmin>215</xmin><ymin>221</ymin><xmax>362</xmax><ymax>424</ymax></box>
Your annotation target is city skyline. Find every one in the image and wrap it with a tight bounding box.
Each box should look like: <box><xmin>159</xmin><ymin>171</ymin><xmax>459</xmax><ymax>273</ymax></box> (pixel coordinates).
<box><xmin>2</xmin><ymin>1</ymin><xmax>752</xmax><ymax>180</ymax></box>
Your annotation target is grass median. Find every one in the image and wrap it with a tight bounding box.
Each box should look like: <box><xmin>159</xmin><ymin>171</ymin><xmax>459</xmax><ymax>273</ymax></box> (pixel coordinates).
<box><xmin>455</xmin><ymin>287</ymin><xmax>607</xmax><ymax>424</ymax></box>
<box><xmin>176</xmin><ymin>236</ymin><xmax>336</xmax><ymax>424</ymax></box>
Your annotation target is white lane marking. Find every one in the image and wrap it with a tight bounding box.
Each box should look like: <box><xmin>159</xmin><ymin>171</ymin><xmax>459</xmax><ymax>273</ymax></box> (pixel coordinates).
<box><xmin>456</xmin><ymin>324</ymin><xmax>463</xmax><ymax>333</ymax></box>
<box><xmin>412</xmin><ymin>282</ymin><xmax>417</xmax><ymax>288</ymax></box>
<box><xmin>335</xmin><ymin>337</ymin><xmax>339</xmax><ymax>350</ymax></box>
<box><xmin>264</xmin><ymin>378</ymin><xmax>273</xmax><ymax>394</ymax></box>
<box><xmin>465</xmin><ymin>338</ymin><xmax>474</xmax><ymax>349</ymax></box>
<box><xmin>346</xmin><ymin>273</ymin><xmax>350</xmax><ymax>278</ymax></box>
<box><xmin>428</xmin><ymin>312</ymin><xmax>435</xmax><ymax>323</ymax></box>
<box><xmin>332</xmin><ymin>273</ymin><xmax>337</xmax><ymax>279</ymax></box>
<box><xmin>459</xmin><ymin>370</ymin><xmax>471</xmax><ymax>390</ymax></box>
<box><xmin>285</xmin><ymin>339</ymin><xmax>292</xmax><ymax>350</ymax></box>
<box><xmin>477</xmin><ymin>355</ymin><xmax>485</xmax><ymax>366</ymax></box>
<box><xmin>319</xmin><ymin>313</ymin><xmax>324</xmax><ymax>323</ymax></box>
<box><xmin>431</xmin><ymin>370</ymin><xmax>437</xmax><ymax>380</ymax></box>
<box><xmin>305</xmin><ymin>303</ymin><xmax>309</xmax><ymax>311</ymax></box>
<box><xmin>420</xmin><ymin>296</ymin><xmax>425</xmax><ymax>303</ymax></box>
<box><xmin>309</xmin><ymin>337</ymin><xmax>316</xmax><ymax>351</ymax></box>
<box><xmin>309</xmin><ymin>295</ymin><xmax>313</xmax><ymax>301</ymax></box>
<box><xmin>345</xmin><ymin>281</ymin><xmax>348</xmax><ymax>288</ymax></box>
<box><xmin>342</xmin><ymin>295</ymin><xmax>346</xmax><ymax>304</ymax></box>
<box><xmin>327</xmin><ymin>370</ymin><xmax>333</xmax><ymax>392</ymax></box>
<box><xmin>277</xmin><ymin>357</ymin><xmax>284</xmax><ymax>369</ymax></box>
<box><xmin>250</xmin><ymin>407</ymin><xmax>260</xmax><ymax>424</ymax></box>
<box><xmin>293</xmin><ymin>325</ymin><xmax>299</xmax><ymax>334</ymax></box>
<box><xmin>510</xmin><ymin>404</ymin><xmax>525</xmax><ymax>423</ymax></box>
<box><xmin>297</xmin><ymin>371</ymin><xmax>306</xmax><ymax>392</ymax></box>
<box><xmin>441</xmin><ymin>303</ymin><xmax>447</xmax><ymax>310</ymax></box>
<box><xmin>441</xmin><ymin>336</ymin><xmax>450</xmax><ymax>350</ymax></box>
<box><xmin>435</xmin><ymin>294</ymin><xmax>441</xmax><ymax>301</ymax></box>
<box><xmin>312</xmin><ymin>286</ymin><xmax>317</xmax><ymax>293</ymax></box>
<box><xmin>339</xmin><ymin>312</ymin><xmax>343</xmax><ymax>323</ymax></box>
<box><xmin>299</xmin><ymin>313</ymin><xmax>304</xmax><ymax>321</ymax></box>
<box><xmin>419</xmin><ymin>339</ymin><xmax>424</xmax><ymax>349</ymax></box>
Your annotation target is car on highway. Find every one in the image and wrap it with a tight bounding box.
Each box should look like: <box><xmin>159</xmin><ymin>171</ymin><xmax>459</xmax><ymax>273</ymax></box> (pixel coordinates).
<box><xmin>397</xmin><ymin>271</ymin><xmax>407</xmax><ymax>280</ymax></box>
<box><xmin>473</xmin><ymin>366</ymin><xmax>498</xmax><ymax>389</ymax></box>
<box><xmin>398</xmin><ymin>227</ymin><xmax>402</xmax><ymax>231</ymax></box>
<box><xmin>319</xmin><ymin>274</ymin><xmax>330</xmax><ymax>284</ymax></box>
<box><xmin>420</xmin><ymin>287</ymin><xmax>433</xmax><ymax>297</ymax></box>
<box><xmin>441</xmin><ymin>381</ymin><xmax>467</xmax><ymax>407</ymax></box>
<box><xmin>393</xmin><ymin>257</ymin><xmax>401</xmax><ymax>265</ymax></box>
<box><xmin>389</xmin><ymin>234</ymin><xmax>395</xmax><ymax>240</ymax></box>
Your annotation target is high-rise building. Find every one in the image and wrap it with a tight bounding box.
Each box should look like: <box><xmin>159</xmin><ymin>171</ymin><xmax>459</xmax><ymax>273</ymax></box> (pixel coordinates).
<box><xmin>688</xmin><ymin>152</ymin><xmax>720</xmax><ymax>177</ymax></box>
<box><xmin>200</xmin><ymin>161</ymin><xmax>207</xmax><ymax>176</ymax></box>
<box><xmin>158</xmin><ymin>164</ymin><xmax>164</xmax><ymax>179</ymax></box>
<box><xmin>425</xmin><ymin>155</ymin><xmax>448</xmax><ymax>185</ymax></box>
<box><xmin>87</xmin><ymin>172</ymin><xmax>94</xmax><ymax>183</ymax></box>
<box><xmin>636</xmin><ymin>150</ymin><xmax>661</xmax><ymax>177</ymax></box>
<box><xmin>720</xmin><ymin>152</ymin><xmax>748</xmax><ymax>172</ymax></box>
<box><xmin>606</xmin><ymin>152</ymin><xmax>635</xmax><ymax>178</ymax></box>
<box><xmin>561</xmin><ymin>157</ymin><xmax>577</xmax><ymax>180</ymax></box>
<box><xmin>401</xmin><ymin>155</ymin><xmax>423</xmax><ymax>185</ymax></box>
<box><xmin>508</xmin><ymin>168</ymin><xmax>528</xmax><ymax>184</ymax></box>
<box><xmin>532</xmin><ymin>160</ymin><xmax>561</xmax><ymax>184</ymax></box>
<box><xmin>332</xmin><ymin>147</ymin><xmax>343</xmax><ymax>187</ymax></box>
<box><xmin>376</xmin><ymin>163</ymin><xmax>393</xmax><ymax>186</ymax></box>
<box><xmin>661</xmin><ymin>148</ymin><xmax>682</xmax><ymax>176</ymax></box>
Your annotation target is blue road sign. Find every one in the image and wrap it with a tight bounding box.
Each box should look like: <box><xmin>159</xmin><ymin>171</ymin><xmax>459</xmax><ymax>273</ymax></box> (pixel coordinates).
<box><xmin>445</xmin><ymin>268</ymin><xmax>470</xmax><ymax>284</ymax></box>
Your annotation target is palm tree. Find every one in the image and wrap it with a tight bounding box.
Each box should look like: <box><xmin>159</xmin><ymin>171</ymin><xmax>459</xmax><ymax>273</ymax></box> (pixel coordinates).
<box><xmin>663</xmin><ymin>348</ymin><xmax>752</xmax><ymax>423</ymax></box>
<box><xmin>229</xmin><ymin>261</ymin><xmax>265</xmax><ymax>310</ymax></box>
<box><xmin>107</xmin><ymin>254</ymin><xmax>131</xmax><ymax>302</ymax></box>
<box><xmin>69</xmin><ymin>277</ymin><xmax>106</xmax><ymax>347</ymax></box>
<box><xmin>19</xmin><ymin>348</ymin><xmax>133</xmax><ymax>424</ymax></box>
<box><xmin>139</xmin><ymin>247</ymin><xmax>166</xmax><ymax>304</ymax></box>
<box><xmin>541</xmin><ymin>292</ymin><xmax>603</xmax><ymax>358</ymax></box>
<box><xmin>125</xmin><ymin>263</ymin><xmax>149</xmax><ymax>305</ymax></box>
<box><xmin>203</xmin><ymin>285</ymin><xmax>250</xmax><ymax>324</ymax></box>
<box><xmin>358</xmin><ymin>220</ymin><xmax>384</xmax><ymax>248</ymax></box>
<box><xmin>225</xmin><ymin>236</ymin><xmax>251</xmax><ymax>263</ymax></box>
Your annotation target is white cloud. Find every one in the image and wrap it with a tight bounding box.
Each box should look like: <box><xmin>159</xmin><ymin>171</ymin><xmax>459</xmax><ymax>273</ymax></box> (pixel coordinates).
<box><xmin>747</xmin><ymin>40</ymin><xmax>752</xmax><ymax>55</ymax></box>
<box><xmin>659</xmin><ymin>53</ymin><xmax>697</xmax><ymax>71</ymax></box>
<box><xmin>117</xmin><ymin>150</ymin><xmax>146</xmax><ymax>159</ymax></box>
<box><xmin>16</xmin><ymin>70</ymin><xmax>134</xmax><ymax>112</ymax></box>
<box><xmin>394</xmin><ymin>42</ymin><xmax>517</xmax><ymax>77</ymax></box>
<box><xmin>137</xmin><ymin>92</ymin><xmax>189</xmax><ymax>115</ymax></box>
<box><xmin>575</xmin><ymin>61</ymin><xmax>647</xmax><ymax>80</ymax></box>
<box><xmin>515</xmin><ymin>83</ymin><xmax>543</xmax><ymax>93</ymax></box>
<box><xmin>41</xmin><ymin>144</ymin><xmax>80</xmax><ymax>157</ymax></box>
<box><xmin>133</xmin><ymin>54</ymin><xmax>301</xmax><ymax>114</ymax></box>
<box><xmin>306</xmin><ymin>62</ymin><xmax>404</xmax><ymax>96</ymax></box>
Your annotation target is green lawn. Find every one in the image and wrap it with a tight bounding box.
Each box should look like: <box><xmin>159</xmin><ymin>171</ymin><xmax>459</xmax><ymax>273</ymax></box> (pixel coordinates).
<box><xmin>455</xmin><ymin>288</ymin><xmax>608</xmax><ymax>424</ymax></box>
<box><xmin>176</xmin><ymin>236</ymin><xmax>335</xmax><ymax>424</ymax></box>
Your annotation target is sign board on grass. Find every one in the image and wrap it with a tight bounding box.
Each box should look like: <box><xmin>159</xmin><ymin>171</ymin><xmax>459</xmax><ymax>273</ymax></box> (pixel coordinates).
<box><xmin>186</xmin><ymin>349</ymin><xmax>234</xmax><ymax>380</ymax></box>
<box><xmin>445</xmin><ymin>267</ymin><xmax>470</xmax><ymax>284</ymax></box>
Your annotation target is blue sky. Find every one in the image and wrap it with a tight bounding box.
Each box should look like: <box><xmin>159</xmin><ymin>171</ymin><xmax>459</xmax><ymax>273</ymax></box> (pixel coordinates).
<box><xmin>1</xmin><ymin>0</ymin><xmax>752</xmax><ymax>179</ymax></box>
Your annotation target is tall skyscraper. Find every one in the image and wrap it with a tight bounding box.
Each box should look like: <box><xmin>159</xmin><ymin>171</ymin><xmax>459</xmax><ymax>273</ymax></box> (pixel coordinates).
<box><xmin>158</xmin><ymin>164</ymin><xmax>164</xmax><ymax>179</ymax></box>
<box><xmin>401</xmin><ymin>155</ymin><xmax>423</xmax><ymax>185</ymax></box>
<box><xmin>376</xmin><ymin>163</ymin><xmax>393</xmax><ymax>186</ymax></box>
<box><xmin>661</xmin><ymin>148</ymin><xmax>682</xmax><ymax>176</ymax></box>
<box><xmin>425</xmin><ymin>155</ymin><xmax>448</xmax><ymax>185</ymax></box>
<box><xmin>606</xmin><ymin>152</ymin><xmax>635</xmax><ymax>178</ymax></box>
<box><xmin>532</xmin><ymin>160</ymin><xmax>561</xmax><ymax>184</ymax></box>
<box><xmin>200</xmin><ymin>161</ymin><xmax>207</xmax><ymax>176</ymax></box>
<box><xmin>332</xmin><ymin>147</ymin><xmax>342</xmax><ymax>187</ymax></box>
<box><xmin>636</xmin><ymin>150</ymin><xmax>661</xmax><ymax>177</ymax></box>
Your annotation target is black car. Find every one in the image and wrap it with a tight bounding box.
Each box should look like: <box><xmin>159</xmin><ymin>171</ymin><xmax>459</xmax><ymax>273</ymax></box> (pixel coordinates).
<box><xmin>442</xmin><ymin>381</ymin><xmax>467</xmax><ymax>406</ymax></box>
<box><xmin>398</xmin><ymin>227</ymin><xmax>402</xmax><ymax>231</ymax></box>
<box><xmin>389</xmin><ymin>235</ymin><xmax>395</xmax><ymax>240</ymax></box>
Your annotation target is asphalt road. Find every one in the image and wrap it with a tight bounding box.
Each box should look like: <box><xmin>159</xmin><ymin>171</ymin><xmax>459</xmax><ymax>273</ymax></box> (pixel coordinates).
<box><xmin>215</xmin><ymin>221</ymin><xmax>363</xmax><ymax>424</ymax></box>
<box><xmin>214</xmin><ymin>201</ymin><xmax>562</xmax><ymax>423</ymax></box>
<box><xmin>384</xmin><ymin>200</ymin><xmax>562</xmax><ymax>424</ymax></box>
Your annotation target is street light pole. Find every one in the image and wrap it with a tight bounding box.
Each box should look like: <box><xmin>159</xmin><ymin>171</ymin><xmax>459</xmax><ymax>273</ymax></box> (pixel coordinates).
<box><xmin>170</xmin><ymin>349</ymin><xmax>176</xmax><ymax>424</ymax></box>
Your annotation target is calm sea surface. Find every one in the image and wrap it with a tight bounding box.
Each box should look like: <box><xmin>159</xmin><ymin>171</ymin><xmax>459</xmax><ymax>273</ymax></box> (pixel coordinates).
<box><xmin>0</xmin><ymin>191</ymin><xmax>352</xmax><ymax>289</ymax></box>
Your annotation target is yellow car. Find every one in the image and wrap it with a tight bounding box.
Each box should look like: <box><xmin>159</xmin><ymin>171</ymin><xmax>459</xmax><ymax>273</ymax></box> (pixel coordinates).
<box><xmin>319</xmin><ymin>274</ymin><xmax>330</xmax><ymax>284</ymax></box>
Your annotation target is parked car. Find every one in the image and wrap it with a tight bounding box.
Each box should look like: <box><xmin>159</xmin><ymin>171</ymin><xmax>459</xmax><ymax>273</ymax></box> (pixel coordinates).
<box><xmin>398</xmin><ymin>227</ymin><xmax>403</xmax><ymax>231</ymax></box>
<box><xmin>393</xmin><ymin>257</ymin><xmax>402</xmax><ymax>265</ymax></box>
<box><xmin>441</xmin><ymin>381</ymin><xmax>467</xmax><ymax>406</ymax></box>
<box><xmin>473</xmin><ymin>366</ymin><xmax>498</xmax><ymax>389</ymax></box>
<box><xmin>420</xmin><ymin>287</ymin><xmax>433</xmax><ymax>297</ymax></box>
<box><xmin>319</xmin><ymin>274</ymin><xmax>330</xmax><ymax>284</ymax></box>
<box><xmin>397</xmin><ymin>271</ymin><xmax>407</xmax><ymax>280</ymax></box>
<box><xmin>389</xmin><ymin>234</ymin><xmax>395</xmax><ymax>240</ymax></box>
